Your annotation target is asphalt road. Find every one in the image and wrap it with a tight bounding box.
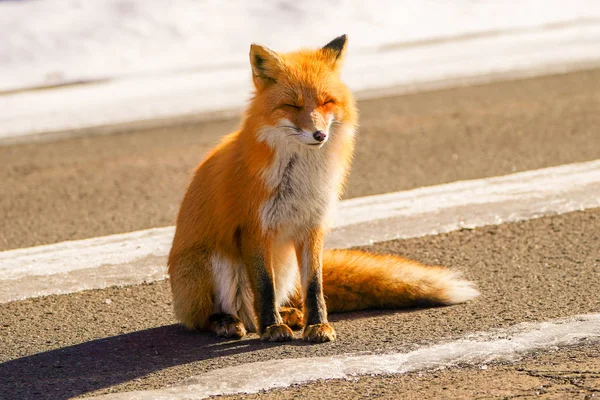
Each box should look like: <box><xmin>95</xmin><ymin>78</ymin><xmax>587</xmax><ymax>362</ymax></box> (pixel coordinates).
<box><xmin>1</xmin><ymin>210</ymin><xmax>599</xmax><ymax>399</ymax></box>
<box><xmin>223</xmin><ymin>345</ymin><xmax>600</xmax><ymax>399</ymax></box>
<box><xmin>2</xmin><ymin>69</ymin><xmax>600</xmax><ymax>251</ymax></box>
<box><xmin>1</xmin><ymin>69</ymin><xmax>600</xmax><ymax>399</ymax></box>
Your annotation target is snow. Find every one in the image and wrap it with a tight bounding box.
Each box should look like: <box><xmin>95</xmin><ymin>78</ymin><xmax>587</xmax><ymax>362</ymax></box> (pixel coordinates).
<box><xmin>1</xmin><ymin>0</ymin><xmax>600</xmax><ymax>140</ymax></box>
<box><xmin>2</xmin><ymin>0</ymin><xmax>599</xmax><ymax>92</ymax></box>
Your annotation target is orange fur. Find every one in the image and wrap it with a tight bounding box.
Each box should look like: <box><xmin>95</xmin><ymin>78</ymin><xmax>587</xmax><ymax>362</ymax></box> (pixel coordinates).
<box><xmin>321</xmin><ymin>250</ymin><xmax>479</xmax><ymax>312</ymax></box>
<box><xmin>168</xmin><ymin>35</ymin><xmax>479</xmax><ymax>341</ymax></box>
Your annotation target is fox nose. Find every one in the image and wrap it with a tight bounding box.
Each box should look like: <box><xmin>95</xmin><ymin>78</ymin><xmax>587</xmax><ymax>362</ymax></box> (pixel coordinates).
<box><xmin>313</xmin><ymin>131</ymin><xmax>327</xmax><ymax>142</ymax></box>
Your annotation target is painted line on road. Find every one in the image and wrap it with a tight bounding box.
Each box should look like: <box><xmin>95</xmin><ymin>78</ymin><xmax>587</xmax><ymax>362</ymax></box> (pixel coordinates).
<box><xmin>1</xmin><ymin>159</ymin><xmax>599</xmax><ymax>302</ymax></box>
<box><xmin>89</xmin><ymin>313</ymin><xmax>600</xmax><ymax>399</ymax></box>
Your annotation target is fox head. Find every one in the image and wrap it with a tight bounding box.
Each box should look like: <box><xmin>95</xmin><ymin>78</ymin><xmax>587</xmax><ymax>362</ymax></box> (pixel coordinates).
<box><xmin>246</xmin><ymin>35</ymin><xmax>357</xmax><ymax>149</ymax></box>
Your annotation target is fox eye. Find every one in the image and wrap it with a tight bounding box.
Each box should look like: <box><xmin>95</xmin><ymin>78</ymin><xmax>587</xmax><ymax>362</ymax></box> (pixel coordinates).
<box><xmin>282</xmin><ymin>104</ymin><xmax>301</xmax><ymax>110</ymax></box>
<box><xmin>324</xmin><ymin>99</ymin><xmax>336</xmax><ymax>105</ymax></box>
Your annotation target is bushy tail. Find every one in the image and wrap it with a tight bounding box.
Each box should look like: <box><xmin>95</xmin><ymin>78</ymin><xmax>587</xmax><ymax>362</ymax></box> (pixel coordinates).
<box><xmin>322</xmin><ymin>249</ymin><xmax>479</xmax><ymax>312</ymax></box>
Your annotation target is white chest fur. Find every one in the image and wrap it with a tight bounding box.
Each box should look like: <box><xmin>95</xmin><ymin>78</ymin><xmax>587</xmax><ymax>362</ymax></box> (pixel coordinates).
<box><xmin>258</xmin><ymin>127</ymin><xmax>349</xmax><ymax>237</ymax></box>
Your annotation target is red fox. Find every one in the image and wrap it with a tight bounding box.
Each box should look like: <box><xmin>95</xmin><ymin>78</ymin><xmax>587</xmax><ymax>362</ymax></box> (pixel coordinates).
<box><xmin>168</xmin><ymin>35</ymin><xmax>479</xmax><ymax>343</ymax></box>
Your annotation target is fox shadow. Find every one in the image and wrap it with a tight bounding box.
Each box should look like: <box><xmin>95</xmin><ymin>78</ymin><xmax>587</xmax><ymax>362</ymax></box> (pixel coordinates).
<box><xmin>1</xmin><ymin>323</ymin><xmax>270</xmax><ymax>400</ymax></box>
<box><xmin>0</xmin><ymin>308</ymin><xmax>425</xmax><ymax>400</ymax></box>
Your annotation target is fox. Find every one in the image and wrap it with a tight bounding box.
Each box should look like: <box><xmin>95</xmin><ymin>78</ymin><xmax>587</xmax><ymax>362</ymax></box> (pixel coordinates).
<box><xmin>168</xmin><ymin>35</ymin><xmax>479</xmax><ymax>343</ymax></box>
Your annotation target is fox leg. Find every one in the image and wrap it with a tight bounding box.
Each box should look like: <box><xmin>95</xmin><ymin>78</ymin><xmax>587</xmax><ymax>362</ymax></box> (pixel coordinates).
<box><xmin>242</xmin><ymin>238</ymin><xmax>293</xmax><ymax>342</ymax></box>
<box><xmin>295</xmin><ymin>229</ymin><xmax>336</xmax><ymax>343</ymax></box>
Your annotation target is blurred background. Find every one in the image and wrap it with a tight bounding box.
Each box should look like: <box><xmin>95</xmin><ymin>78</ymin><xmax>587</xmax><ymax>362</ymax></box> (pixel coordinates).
<box><xmin>2</xmin><ymin>0</ymin><xmax>600</xmax><ymax>142</ymax></box>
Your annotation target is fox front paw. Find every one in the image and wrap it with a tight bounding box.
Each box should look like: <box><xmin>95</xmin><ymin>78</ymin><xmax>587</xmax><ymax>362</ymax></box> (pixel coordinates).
<box><xmin>208</xmin><ymin>313</ymin><xmax>247</xmax><ymax>339</ymax></box>
<box><xmin>260</xmin><ymin>323</ymin><xmax>294</xmax><ymax>342</ymax></box>
<box><xmin>303</xmin><ymin>323</ymin><xmax>336</xmax><ymax>343</ymax></box>
<box><xmin>279</xmin><ymin>307</ymin><xmax>304</xmax><ymax>330</ymax></box>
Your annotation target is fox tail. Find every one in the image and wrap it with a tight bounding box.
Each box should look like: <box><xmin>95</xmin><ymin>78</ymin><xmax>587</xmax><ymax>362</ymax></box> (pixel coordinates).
<box><xmin>321</xmin><ymin>249</ymin><xmax>480</xmax><ymax>312</ymax></box>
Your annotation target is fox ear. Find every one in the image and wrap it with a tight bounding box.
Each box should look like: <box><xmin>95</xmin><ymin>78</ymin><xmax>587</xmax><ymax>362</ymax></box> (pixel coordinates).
<box><xmin>250</xmin><ymin>44</ymin><xmax>281</xmax><ymax>90</ymax></box>
<box><xmin>321</xmin><ymin>34</ymin><xmax>348</xmax><ymax>69</ymax></box>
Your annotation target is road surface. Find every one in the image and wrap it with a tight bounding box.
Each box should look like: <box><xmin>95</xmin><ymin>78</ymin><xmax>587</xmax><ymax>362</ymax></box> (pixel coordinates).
<box><xmin>1</xmin><ymin>68</ymin><xmax>600</xmax><ymax>399</ymax></box>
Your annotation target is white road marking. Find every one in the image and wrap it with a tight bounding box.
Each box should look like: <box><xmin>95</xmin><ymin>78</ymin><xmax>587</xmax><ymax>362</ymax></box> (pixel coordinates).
<box><xmin>0</xmin><ymin>228</ymin><xmax>173</xmax><ymax>282</ymax></box>
<box><xmin>1</xmin><ymin>159</ymin><xmax>599</xmax><ymax>303</ymax></box>
<box><xmin>89</xmin><ymin>313</ymin><xmax>600</xmax><ymax>399</ymax></box>
<box><xmin>327</xmin><ymin>158</ymin><xmax>600</xmax><ymax>248</ymax></box>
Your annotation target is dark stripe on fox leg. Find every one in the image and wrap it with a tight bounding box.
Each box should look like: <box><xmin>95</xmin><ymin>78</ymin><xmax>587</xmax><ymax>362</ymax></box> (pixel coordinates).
<box><xmin>304</xmin><ymin>272</ymin><xmax>328</xmax><ymax>326</ymax></box>
<box><xmin>248</xmin><ymin>253</ymin><xmax>282</xmax><ymax>333</ymax></box>
<box><xmin>295</xmin><ymin>229</ymin><xmax>328</xmax><ymax>327</ymax></box>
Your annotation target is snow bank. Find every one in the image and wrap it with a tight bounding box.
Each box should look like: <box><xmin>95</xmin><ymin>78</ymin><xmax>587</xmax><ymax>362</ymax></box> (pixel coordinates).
<box><xmin>1</xmin><ymin>0</ymin><xmax>600</xmax><ymax>141</ymax></box>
